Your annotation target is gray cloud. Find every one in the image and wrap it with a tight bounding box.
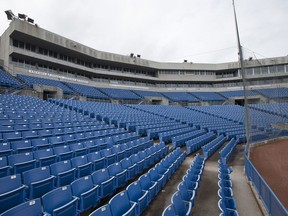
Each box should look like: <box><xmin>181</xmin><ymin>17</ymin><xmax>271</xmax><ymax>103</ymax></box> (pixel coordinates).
<box><xmin>1</xmin><ymin>0</ymin><xmax>287</xmax><ymax>63</ymax></box>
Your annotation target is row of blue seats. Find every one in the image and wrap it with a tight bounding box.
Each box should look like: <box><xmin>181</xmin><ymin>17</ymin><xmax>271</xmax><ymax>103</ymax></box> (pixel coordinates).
<box><xmin>159</xmin><ymin>127</ymin><xmax>195</xmax><ymax>143</ymax></box>
<box><xmin>136</xmin><ymin>122</ymin><xmax>181</xmax><ymax>136</ymax></box>
<box><xmin>0</xmin><ymin>130</ymin><xmax>137</xmax><ymax>157</ymax></box>
<box><xmin>202</xmin><ymin>135</ymin><xmax>227</xmax><ymax>160</ymax></box>
<box><xmin>0</xmin><ymin>120</ymin><xmax>110</xmax><ymax>131</ymax></box>
<box><xmin>162</xmin><ymin>154</ymin><xmax>205</xmax><ymax>215</ymax></box>
<box><xmin>219</xmin><ymin>139</ymin><xmax>238</xmax><ymax>166</ymax></box>
<box><xmin>0</xmin><ymin>137</ymin><xmax>153</xmax><ymax>177</ymax></box>
<box><xmin>147</xmin><ymin>124</ymin><xmax>189</xmax><ymax>139</ymax></box>
<box><xmin>125</xmin><ymin>120</ymin><xmax>170</xmax><ymax>132</ymax></box>
<box><xmin>0</xmin><ymin>142</ymin><xmax>168</xmax><ymax>215</ymax></box>
<box><xmin>0</xmin><ymin>125</ymin><xmax>124</xmax><ymax>142</ymax></box>
<box><xmin>218</xmin><ymin>160</ymin><xmax>239</xmax><ymax>216</ymax></box>
<box><xmin>89</xmin><ymin>148</ymin><xmax>186</xmax><ymax>216</ymax></box>
<box><xmin>172</xmin><ymin>129</ymin><xmax>206</xmax><ymax>149</ymax></box>
<box><xmin>0</xmin><ymin>69</ymin><xmax>22</xmax><ymax>88</ymax></box>
<box><xmin>186</xmin><ymin>132</ymin><xmax>217</xmax><ymax>154</ymax></box>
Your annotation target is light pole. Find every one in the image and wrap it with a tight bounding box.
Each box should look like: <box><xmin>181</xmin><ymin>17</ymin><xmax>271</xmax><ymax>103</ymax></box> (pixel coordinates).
<box><xmin>232</xmin><ymin>0</ymin><xmax>251</xmax><ymax>156</ymax></box>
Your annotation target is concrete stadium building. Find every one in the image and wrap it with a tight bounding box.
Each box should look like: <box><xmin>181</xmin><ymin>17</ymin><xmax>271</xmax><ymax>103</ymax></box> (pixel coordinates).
<box><xmin>0</xmin><ymin>16</ymin><xmax>288</xmax><ymax>216</ymax></box>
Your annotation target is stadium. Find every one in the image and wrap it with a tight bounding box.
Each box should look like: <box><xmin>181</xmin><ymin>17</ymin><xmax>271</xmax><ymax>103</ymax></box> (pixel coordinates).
<box><xmin>0</xmin><ymin>6</ymin><xmax>288</xmax><ymax>216</ymax></box>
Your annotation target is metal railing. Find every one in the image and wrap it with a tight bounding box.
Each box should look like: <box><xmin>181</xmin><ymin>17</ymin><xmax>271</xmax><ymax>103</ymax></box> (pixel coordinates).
<box><xmin>245</xmin><ymin>156</ymin><xmax>288</xmax><ymax>216</ymax></box>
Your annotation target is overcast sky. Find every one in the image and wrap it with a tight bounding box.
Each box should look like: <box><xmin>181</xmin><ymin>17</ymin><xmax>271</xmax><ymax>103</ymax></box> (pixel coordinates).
<box><xmin>1</xmin><ymin>0</ymin><xmax>288</xmax><ymax>63</ymax></box>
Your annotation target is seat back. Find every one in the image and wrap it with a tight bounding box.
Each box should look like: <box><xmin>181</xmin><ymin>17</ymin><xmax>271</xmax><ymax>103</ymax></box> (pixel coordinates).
<box><xmin>0</xmin><ymin>174</ymin><xmax>25</xmax><ymax>214</ymax></box>
<box><xmin>71</xmin><ymin>175</ymin><xmax>94</xmax><ymax>197</ymax></box>
<box><xmin>107</xmin><ymin>162</ymin><xmax>122</xmax><ymax>176</ymax></box>
<box><xmin>1</xmin><ymin>198</ymin><xmax>42</xmax><ymax>216</ymax></box>
<box><xmin>91</xmin><ymin>168</ymin><xmax>110</xmax><ymax>185</ymax></box>
<box><xmin>8</xmin><ymin>152</ymin><xmax>34</xmax><ymax>165</ymax></box>
<box><xmin>162</xmin><ymin>204</ymin><xmax>176</xmax><ymax>216</ymax></box>
<box><xmin>126</xmin><ymin>181</ymin><xmax>143</xmax><ymax>202</ymax></box>
<box><xmin>42</xmin><ymin>185</ymin><xmax>76</xmax><ymax>215</ymax></box>
<box><xmin>89</xmin><ymin>204</ymin><xmax>112</xmax><ymax>216</ymax></box>
<box><xmin>71</xmin><ymin>155</ymin><xmax>88</xmax><ymax>167</ymax></box>
<box><xmin>50</xmin><ymin>160</ymin><xmax>72</xmax><ymax>175</ymax></box>
<box><xmin>109</xmin><ymin>191</ymin><xmax>136</xmax><ymax>216</ymax></box>
<box><xmin>171</xmin><ymin>191</ymin><xmax>191</xmax><ymax>215</ymax></box>
<box><xmin>23</xmin><ymin>166</ymin><xmax>51</xmax><ymax>185</ymax></box>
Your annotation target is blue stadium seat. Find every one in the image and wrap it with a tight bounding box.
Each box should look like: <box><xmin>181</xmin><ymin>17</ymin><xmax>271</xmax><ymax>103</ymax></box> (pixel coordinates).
<box><xmin>182</xmin><ymin>176</ymin><xmax>199</xmax><ymax>195</ymax></box>
<box><xmin>31</xmin><ymin>138</ymin><xmax>50</xmax><ymax>150</ymax></box>
<box><xmin>155</xmin><ymin>163</ymin><xmax>169</xmax><ymax>185</ymax></box>
<box><xmin>70</xmin><ymin>142</ymin><xmax>87</xmax><ymax>157</ymax></box>
<box><xmin>10</xmin><ymin>140</ymin><xmax>33</xmax><ymax>153</ymax></box>
<box><xmin>71</xmin><ymin>175</ymin><xmax>100</xmax><ymax>213</ymax></box>
<box><xmin>91</xmin><ymin>168</ymin><xmax>116</xmax><ymax>199</ymax></box>
<box><xmin>49</xmin><ymin>136</ymin><xmax>65</xmax><ymax>147</ymax></box>
<box><xmin>62</xmin><ymin>134</ymin><xmax>76</xmax><ymax>144</ymax></box>
<box><xmin>74</xmin><ymin>133</ymin><xmax>87</xmax><ymax>142</ymax></box>
<box><xmin>33</xmin><ymin>148</ymin><xmax>57</xmax><ymax>167</ymax></box>
<box><xmin>71</xmin><ymin>155</ymin><xmax>92</xmax><ymax>178</ymax></box>
<box><xmin>218</xmin><ymin>187</ymin><xmax>233</xmax><ymax>199</ymax></box>
<box><xmin>111</xmin><ymin>145</ymin><xmax>126</xmax><ymax>161</ymax></box>
<box><xmin>42</xmin><ymin>185</ymin><xmax>78</xmax><ymax>216</ymax></box>
<box><xmin>109</xmin><ymin>191</ymin><xmax>137</xmax><ymax>216</ymax></box>
<box><xmin>171</xmin><ymin>191</ymin><xmax>192</xmax><ymax>216</ymax></box>
<box><xmin>0</xmin><ymin>142</ymin><xmax>12</xmax><ymax>157</ymax></box>
<box><xmin>120</xmin><ymin>157</ymin><xmax>138</xmax><ymax>180</ymax></box>
<box><xmin>218</xmin><ymin>198</ymin><xmax>239</xmax><ymax>216</ymax></box>
<box><xmin>177</xmin><ymin>182</ymin><xmax>196</xmax><ymax>207</ymax></box>
<box><xmin>50</xmin><ymin>160</ymin><xmax>76</xmax><ymax>187</ymax></box>
<box><xmin>162</xmin><ymin>204</ymin><xmax>176</xmax><ymax>216</ymax></box>
<box><xmin>0</xmin><ymin>156</ymin><xmax>11</xmax><ymax>177</ymax></box>
<box><xmin>148</xmin><ymin>168</ymin><xmax>164</xmax><ymax>193</ymax></box>
<box><xmin>89</xmin><ymin>204</ymin><xmax>112</xmax><ymax>216</ymax></box>
<box><xmin>1</xmin><ymin>198</ymin><xmax>42</xmax><ymax>216</ymax></box>
<box><xmin>8</xmin><ymin>152</ymin><xmax>36</xmax><ymax>174</ymax></box>
<box><xmin>83</xmin><ymin>140</ymin><xmax>98</xmax><ymax>153</ymax></box>
<box><xmin>3</xmin><ymin>131</ymin><xmax>22</xmax><ymax>141</ymax></box>
<box><xmin>100</xmin><ymin>148</ymin><xmax>117</xmax><ymax>166</ymax></box>
<box><xmin>107</xmin><ymin>162</ymin><xmax>128</xmax><ymax>188</ymax></box>
<box><xmin>0</xmin><ymin>174</ymin><xmax>26</xmax><ymax>214</ymax></box>
<box><xmin>138</xmin><ymin>174</ymin><xmax>158</xmax><ymax>202</ymax></box>
<box><xmin>22</xmin><ymin>130</ymin><xmax>38</xmax><ymax>139</ymax></box>
<box><xmin>126</xmin><ymin>181</ymin><xmax>150</xmax><ymax>214</ymax></box>
<box><xmin>53</xmin><ymin>145</ymin><xmax>73</xmax><ymax>161</ymax></box>
<box><xmin>87</xmin><ymin>152</ymin><xmax>106</xmax><ymax>171</ymax></box>
<box><xmin>22</xmin><ymin>166</ymin><xmax>55</xmax><ymax>199</ymax></box>
<box><xmin>130</xmin><ymin>154</ymin><xmax>144</xmax><ymax>174</ymax></box>
<box><xmin>38</xmin><ymin>129</ymin><xmax>53</xmax><ymax>137</ymax></box>
<box><xmin>0</xmin><ymin>125</ymin><xmax>14</xmax><ymax>133</ymax></box>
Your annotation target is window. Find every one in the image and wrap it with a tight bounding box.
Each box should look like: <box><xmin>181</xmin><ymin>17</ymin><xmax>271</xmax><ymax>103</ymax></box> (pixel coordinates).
<box><xmin>277</xmin><ymin>65</ymin><xmax>285</xmax><ymax>73</ymax></box>
<box><xmin>261</xmin><ymin>67</ymin><xmax>268</xmax><ymax>74</ymax></box>
<box><xmin>269</xmin><ymin>66</ymin><xmax>277</xmax><ymax>73</ymax></box>
<box><xmin>13</xmin><ymin>39</ymin><xmax>19</xmax><ymax>47</ymax></box>
<box><xmin>245</xmin><ymin>68</ymin><xmax>253</xmax><ymax>76</ymax></box>
<box><xmin>19</xmin><ymin>41</ymin><xmax>25</xmax><ymax>49</ymax></box>
<box><xmin>254</xmin><ymin>67</ymin><xmax>261</xmax><ymax>75</ymax></box>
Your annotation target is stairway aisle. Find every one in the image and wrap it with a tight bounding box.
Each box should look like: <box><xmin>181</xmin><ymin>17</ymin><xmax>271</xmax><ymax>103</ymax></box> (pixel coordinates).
<box><xmin>142</xmin><ymin>153</ymin><xmax>194</xmax><ymax>216</ymax></box>
<box><xmin>192</xmin><ymin>152</ymin><xmax>221</xmax><ymax>215</ymax></box>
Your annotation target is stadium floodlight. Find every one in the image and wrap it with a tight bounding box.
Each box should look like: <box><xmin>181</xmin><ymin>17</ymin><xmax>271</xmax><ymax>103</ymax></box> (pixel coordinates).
<box><xmin>27</xmin><ymin>17</ymin><xmax>34</xmax><ymax>24</ymax></box>
<box><xmin>18</xmin><ymin>13</ymin><xmax>27</xmax><ymax>20</ymax></box>
<box><xmin>5</xmin><ymin>10</ymin><xmax>15</xmax><ymax>20</ymax></box>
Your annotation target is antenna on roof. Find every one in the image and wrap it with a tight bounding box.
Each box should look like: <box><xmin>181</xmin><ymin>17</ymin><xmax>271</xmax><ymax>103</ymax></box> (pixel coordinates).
<box><xmin>232</xmin><ymin>0</ymin><xmax>251</xmax><ymax>156</ymax></box>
